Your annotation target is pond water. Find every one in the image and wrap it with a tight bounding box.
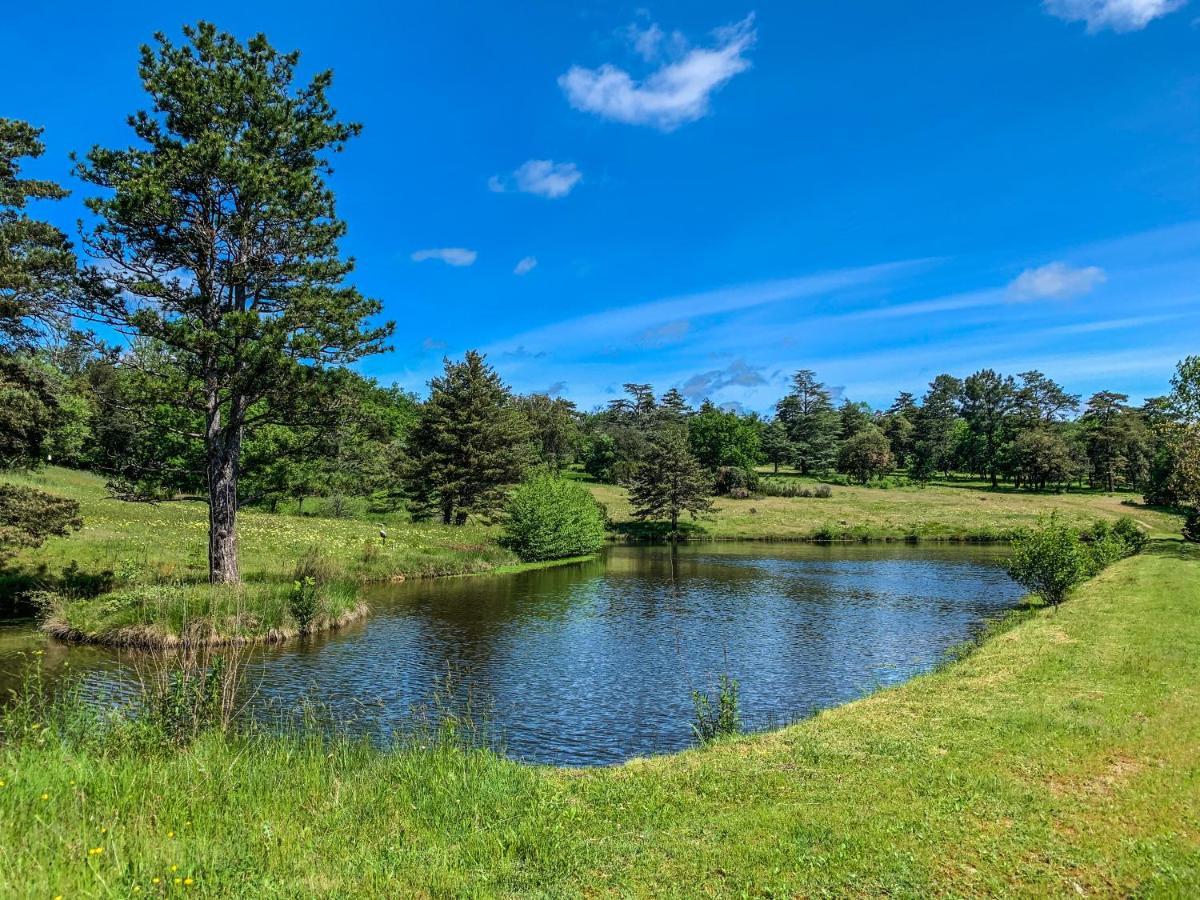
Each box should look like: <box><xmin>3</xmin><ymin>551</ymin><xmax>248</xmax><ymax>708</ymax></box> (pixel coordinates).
<box><xmin>0</xmin><ymin>544</ymin><xmax>1023</xmax><ymax>766</ymax></box>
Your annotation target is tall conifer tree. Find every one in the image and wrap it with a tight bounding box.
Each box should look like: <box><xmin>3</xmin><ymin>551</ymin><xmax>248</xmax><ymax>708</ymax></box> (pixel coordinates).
<box><xmin>74</xmin><ymin>24</ymin><xmax>391</xmax><ymax>583</ymax></box>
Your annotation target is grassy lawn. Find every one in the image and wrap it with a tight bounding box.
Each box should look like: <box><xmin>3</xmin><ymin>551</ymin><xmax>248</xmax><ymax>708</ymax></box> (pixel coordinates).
<box><xmin>585</xmin><ymin>469</ymin><xmax>1184</xmax><ymax>541</ymax></box>
<box><xmin>0</xmin><ymin>542</ymin><xmax>1196</xmax><ymax>895</ymax></box>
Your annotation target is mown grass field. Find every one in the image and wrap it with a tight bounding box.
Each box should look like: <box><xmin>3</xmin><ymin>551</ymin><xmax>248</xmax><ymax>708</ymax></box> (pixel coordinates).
<box><xmin>0</xmin><ymin>542</ymin><xmax>1195</xmax><ymax>896</ymax></box>
<box><xmin>584</xmin><ymin>469</ymin><xmax>1184</xmax><ymax>541</ymax></box>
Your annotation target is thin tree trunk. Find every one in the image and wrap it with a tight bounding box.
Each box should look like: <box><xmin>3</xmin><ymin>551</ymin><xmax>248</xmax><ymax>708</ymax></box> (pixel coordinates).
<box><xmin>206</xmin><ymin>401</ymin><xmax>242</xmax><ymax>585</ymax></box>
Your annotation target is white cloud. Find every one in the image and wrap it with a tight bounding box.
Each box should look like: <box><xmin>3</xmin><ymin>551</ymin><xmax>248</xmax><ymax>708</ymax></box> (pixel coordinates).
<box><xmin>1043</xmin><ymin>0</ymin><xmax>1187</xmax><ymax>32</ymax></box>
<box><xmin>625</xmin><ymin>22</ymin><xmax>665</xmax><ymax>61</ymax></box>
<box><xmin>514</xmin><ymin>256</ymin><xmax>538</xmax><ymax>276</ymax></box>
<box><xmin>411</xmin><ymin>247</ymin><xmax>477</xmax><ymax>267</ymax></box>
<box><xmin>1009</xmin><ymin>262</ymin><xmax>1107</xmax><ymax>300</ymax></box>
<box><xmin>490</xmin><ymin>160</ymin><xmax>582</xmax><ymax>199</ymax></box>
<box><xmin>559</xmin><ymin>14</ymin><xmax>756</xmax><ymax>131</ymax></box>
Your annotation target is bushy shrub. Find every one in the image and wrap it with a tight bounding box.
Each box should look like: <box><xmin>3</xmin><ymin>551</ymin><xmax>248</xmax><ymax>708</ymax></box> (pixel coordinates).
<box><xmin>1184</xmin><ymin>509</ymin><xmax>1200</xmax><ymax>544</ymax></box>
<box><xmin>758</xmin><ymin>480</ymin><xmax>834</xmax><ymax>499</ymax></box>
<box><xmin>713</xmin><ymin>466</ymin><xmax>759</xmax><ymax>497</ymax></box>
<box><xmin>1007</xmin><ymin>516</ymin><xmax>1089</xmax><ymax>605</ymax></box>
<box><xmin>501</xmin><ymin>474</ymin><xmax>606</xmax><ymax>562</ymax></box>
<box><xmin>1081</xmin><ymin>516</ymin><xmax>1148</xmax><ymax>574</ymax></box>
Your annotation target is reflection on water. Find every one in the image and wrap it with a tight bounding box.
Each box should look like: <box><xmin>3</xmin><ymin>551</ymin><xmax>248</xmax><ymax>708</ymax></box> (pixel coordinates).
<box><xmin>0</xmin><ymin>543</ymin><xmax>1022</xmax><ymax>765</ymax></box>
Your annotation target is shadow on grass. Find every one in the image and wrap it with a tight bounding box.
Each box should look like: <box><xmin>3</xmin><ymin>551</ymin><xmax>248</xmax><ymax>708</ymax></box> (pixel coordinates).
<box><xmin>0</xmin><ymin>562</ymin><xmax>116</xmax><ymax>613</ymax></box>
<box><xmin>610</xmin><ymin>521</ymin><xmax>709</xmax><ymax>542</ymax></box>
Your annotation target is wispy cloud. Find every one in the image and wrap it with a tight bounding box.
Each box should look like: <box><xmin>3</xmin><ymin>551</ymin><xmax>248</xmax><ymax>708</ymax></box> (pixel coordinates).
<box><xmin>637</xmin><ymin>318</ymin><xmax>690</xmax><ymax>347</ymax></box>
<box><xmin>680</xmin><ymin>359</ymin><xmax>766</xmax><ymax>402</ymax></box>
<box><xmin>1009</xmin><ymin>261</ymin><xmax>1107</xmax><ymax>300</ymax></box>
<box><xmin>559</xmin><ymin>14</ymin><xmax>756</xmax><ymax>131</ymax></box>
<box><xmin>411</xmin><ymin>247</ymin><xmax>477</xmax><ymax>267</ymax></box>
<box><xmin>489</xmin><ymin>160</ymin><xmax>582</xmax><ymax>199</ymax></box>
<box><xmin>1043</xmin><ymin>0</ymin><xmax>1187</xmax><ymax>33</ymax></box>
<box><xmin>514</xmin><ymin>256</ymin><xmax>538</xmax><ymax>276</ymax></box>
<box><xmin>487</xmin><ymin>259</ymin><xmax>931</xmax><ymax>355</ymax></box>
<box><xmin>421</xmin><ymin>337</ymin><xmax>448</xmax><ymax>352</ymax></box>
<box><xmin>543</xmin><ymin>381</ymin><xmax>567</xmax><ymax>396</ymax></box>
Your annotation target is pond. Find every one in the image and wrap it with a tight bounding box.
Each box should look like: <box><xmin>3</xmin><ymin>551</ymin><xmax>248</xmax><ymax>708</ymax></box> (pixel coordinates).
<box><xmin>0</xmin><ymin>544</ymin><xmax>1023</xmax><ymax>766</ymax></box>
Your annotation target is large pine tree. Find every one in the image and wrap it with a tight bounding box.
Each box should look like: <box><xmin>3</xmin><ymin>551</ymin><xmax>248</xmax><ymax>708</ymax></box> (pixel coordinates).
<box><xmin>628</xmin><ymin>426</ymin><xmax>713</xmax><ymax>535</ymax></box>
<box><xmin>775</xmin><ymin>369</ymin><xmax>839</xmax><ymax>475</ymax></box>
<box><xmin>404</xmin><ymin>351</ymin><xmax>533</xmax><ymax>525</ymax></box>
<box><xmin>74</xmin><ymin>23</ymin><xmax>391</xmax><ymax>583</ymax></box>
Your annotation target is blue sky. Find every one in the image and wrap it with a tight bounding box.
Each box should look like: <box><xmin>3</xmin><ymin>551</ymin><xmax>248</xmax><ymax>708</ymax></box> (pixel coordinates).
<box><xmin>6</xmin><ymin>0</ymin><xmax>1199</xmax><ymax>411</ymax></box>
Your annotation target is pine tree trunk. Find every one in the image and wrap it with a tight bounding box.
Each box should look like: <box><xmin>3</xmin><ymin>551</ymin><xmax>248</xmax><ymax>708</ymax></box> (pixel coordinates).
<box><xmin>206</xmin><ymin>402</ymin><xmax>242</xmax><ymax>585</ymax></box>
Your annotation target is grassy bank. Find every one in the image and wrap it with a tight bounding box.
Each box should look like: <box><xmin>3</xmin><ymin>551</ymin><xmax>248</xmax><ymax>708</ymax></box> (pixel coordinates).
<box><xmin>1</xmin><ymin>542</ymin><xmax>1196</xmax><ymax>896</ymax></box>
<box><xmin>1</xmin><ymin>468</ymin><xmax>519</xmax><ymax>645</ymax></box>
<box><xmin>585</xmin><ymin>470</ymin><xmax>1184</xmax><ymax>542</ymax></box>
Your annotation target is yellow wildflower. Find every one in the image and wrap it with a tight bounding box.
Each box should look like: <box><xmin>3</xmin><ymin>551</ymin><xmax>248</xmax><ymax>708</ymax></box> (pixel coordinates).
<box><xmin>174</xmin><ymin>877</ymin><xmax>182</xmax><ymax>885</ymax></box>
<box><xmin>88</xmin><ymin>846</ymin><xmax>104</xmax><ymax>855</ymax></box>
<box><xmin>167</xmin><ymin>830</ymin><xmax>175</xmax><ymax>838</ymax></box>
<box><xmin>40</xmin><ymin>793</ymin><xmax>49</xmax><ymax>800</ymax></box>
<box><xmin>184</xmin><ymin>878</ymin><xmax>194</xmax><ymax>886</ymax></box>
<box><xmin>152</xmin><ymin>878</ymin><xmax>161</xmax><ymax>885</ymax></box>
<box><xmin>170</xmin><ymin>864</ymin><xmax>178</xmax><ymax>872</ymax></box>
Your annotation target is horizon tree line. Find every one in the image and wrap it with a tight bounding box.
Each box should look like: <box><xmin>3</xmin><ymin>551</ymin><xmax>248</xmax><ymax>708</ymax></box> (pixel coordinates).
<box><xmin>1</xmin><ymin>22</ymin><xmax>1198</xmax><ymax>582</ymax></box>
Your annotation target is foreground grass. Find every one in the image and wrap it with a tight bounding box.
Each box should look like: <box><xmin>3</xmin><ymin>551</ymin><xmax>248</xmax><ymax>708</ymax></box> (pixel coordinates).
<box><xmin>586</xmin><ymin>470</ymin><xmax>1184</xmax><ymax>542</ymax></box>
<box><xmin>1</xmin><ymin>542</ymin><xmax>1196</xmax><ymax>896</ymax></box>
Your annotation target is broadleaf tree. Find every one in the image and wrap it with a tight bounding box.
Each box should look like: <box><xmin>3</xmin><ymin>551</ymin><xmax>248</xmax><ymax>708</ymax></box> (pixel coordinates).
<box><xmin>73</xmin><ymin>23</ymin><xmax>392</xmax><ymax>583</ymax></box>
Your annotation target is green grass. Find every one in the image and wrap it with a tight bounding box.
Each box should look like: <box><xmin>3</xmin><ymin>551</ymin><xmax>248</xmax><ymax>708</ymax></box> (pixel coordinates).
<box><xmin>585</xmin><ymin>468</ymin><xmax>1185</xmax><ymax>542</ymax></box>
<box><xmin>1</xmin><ymin>542</ymin><xmax>1197</xmax><ymax>896</ymax></box>
<box><xmin>1</xmin><ymin>468</ymin><xmax>519</xmax><ymax>644</ymax></box>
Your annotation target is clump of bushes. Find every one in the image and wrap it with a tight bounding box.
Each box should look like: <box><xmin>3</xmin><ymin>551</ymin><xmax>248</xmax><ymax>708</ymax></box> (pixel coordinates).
<box><xmin>758</xmin><ymin>480</ymin><xmax>834</xmax><ymax>499</ymax></box>
<box><xmin>1007</xmin><ymin>514</ymin><xmax>1147</xmax><ymax>606</ymax></box>
<box><xmin>713</xmin><ymin>466</ymin><xmax>759</xmax><ymax>498</ymax></box>
<box><xmin>500</xmin><ymin>474</ymin><xmax>607</xmax><ymax>562</ymax></box>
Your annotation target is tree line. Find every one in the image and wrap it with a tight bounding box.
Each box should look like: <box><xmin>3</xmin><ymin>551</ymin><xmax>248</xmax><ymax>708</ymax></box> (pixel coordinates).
<box><xmin>2</xmin><ymin>22</ymin><xmax>1198</xmax><ymax>587</ymax></box>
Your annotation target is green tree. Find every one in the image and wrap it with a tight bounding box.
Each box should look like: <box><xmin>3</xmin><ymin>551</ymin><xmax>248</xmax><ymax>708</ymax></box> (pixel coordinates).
<box><xmin>518</xmin><ymin>393</ymin><xmax>579</xmax><ymax>471</ymax></box>
<box><xmin>0</xmin><ymin>118</ymin><xmax>82</xmax><ymax>558</ymax></box>
<box><xmin>761</xmin><ymin>419</ymin><xmax>793</xmax><ymax>473</ymax></box>
<box><xmin>1005</xmin><ymin>428</ymin><xmax>1078</xmax><ymax>491</ymax></box>
<box><xmin>910</xmin><ymin>374</ymin><xmax>962</xmax><ymax>480</ymax></box>
<box><xmin>500</xmin><ymin>474</ymin><xmax>606</xmax><ymax>562</ymax></box>
<box><xmin>688</xmin><ymin>403</ymin><xmax>761</xmax><ymax>470</ymax></box>
<box><xmin>403</xmin><ymin>351</ymin><xmax>533</xmax><ymax>525</ymax></box>
<box><xmin>837</xmin><ymin>426</ymin><xmax>893</xmax><ymax>484</ymax></box>
<box><xmin>775</xmin><ymin>369</ymin><xmax>839</xmax><ymax>475</ymax></box>
<box><xmin>838</xmin><ymin>399</ymin><xmax>873</xmax><ymax>441</ymax></box>
<box><xmin>629</xmin><ymin>427</ymin><xmax>713</xmax><ymax>535</ymax></box>
<box><xmin>74</xmin><ymin>24</ymin><xmax>391</xmax><ymax>583</ymax></box>
<box><xmin>960</xmin><ymin>369</ymin><xmax>1016</xmax><ymax>487</ymax></box>
<box><xmin>1014</xmin><ymin>370</ymin><xmax>1079</xmax><ymax>427</ymax></box>
<box><xmin>1080</xmin><ymin>392</ymin><xmax>1141</xmax><ymax>492</ymax></box>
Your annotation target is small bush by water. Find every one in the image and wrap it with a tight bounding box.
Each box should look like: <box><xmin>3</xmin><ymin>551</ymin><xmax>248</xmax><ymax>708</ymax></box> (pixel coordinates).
<box><xmin>1007</xmin><ymin>514</ymin><xmax>1146</xmax><ymax>606</ymax></box>
<box><xmin>500</xmin><ymin>474</ymin><xmax>606</xmax><ymax>562</ymax></box>
<box><xmin>691</xmin><ymin>673</ymin><xmax>741</xmax><ymax>745</ymax></box>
